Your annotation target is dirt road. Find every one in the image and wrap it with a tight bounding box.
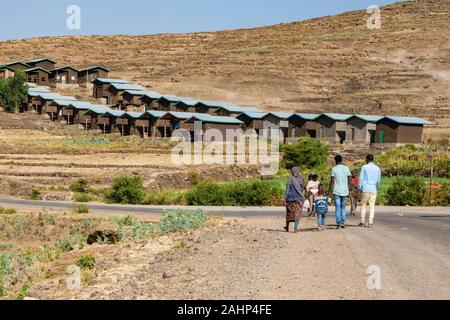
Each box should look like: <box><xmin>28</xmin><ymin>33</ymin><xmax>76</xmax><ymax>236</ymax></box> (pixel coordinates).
<box><xmin>28</xmin><ymin>209</ymin><xmax>450</xmax><ymax>300</ymax></box>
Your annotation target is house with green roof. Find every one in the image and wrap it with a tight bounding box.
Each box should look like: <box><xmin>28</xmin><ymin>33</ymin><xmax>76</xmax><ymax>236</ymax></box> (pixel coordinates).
<box><xmin>25</xmin><ymin>58</ymin><xmax>56</xmax><ymax>70</ymax></box>
<box><xmin>25</xmin><ymin>67</ymin><xmax>51</xmax><ymax>86</ymax></box>
<box><xmin>1</xmin><ymin>61</ymin><xmax>30</xmax><ymax>72</ymax></box>
<box><xmin>315</xmin><ymin>113</ymin><xmax>353</xmax><ymax>144</ymax></box>
<box><xmin>78</xmin><ymin>66</ymin><xmax>110</xmax><ymax>86</ymax></box>
<box><xmin>261</xmin><ymin>112</ymin><xmax>293</xmax><ymax>141</ymax></box>
<box><xmin>375</xmin><ymin>116</ymin><xmax>433</xmax><ymax>145</ymax></box>
<box><xmin>0</xmin><ymin>65</ymin><xmax>15</xmax><ymax>79</ymax></box>
<box><xmin>50</xmin><ymin>66</ymin><xmax>80</xmax><ymax>87</ymax></box>
<box><xmin>92</xmin><ymin>78</ymin><xmax>130</xmax><ymax>101</ymax></box>
<box><xmin>106</xmin><ymin>83</ymin><xmax>146</xmax><ymax>106</ymax></box>
<box><xmin>237</xmin><ymin>112</ymin><xmax>268</xmax><ymax>134</ymax></box>
<box><xmin>286</xmin><ymin>113</ymin><xmax>320</xmax><ymax>142</ymax></box>
<box><xmin>122</xmin><ymin>90</ymin><xmax>162</xmax><ymax>111</ymax></box>
<box><xmin>185</xmin><ymin>114</ymin><xmax>244</xmax><ymax>142</ymax></box>
<box><xmin>346</xmin><ymin>115</ymin><xmax>383</xmax><ymax>145</ymax></box>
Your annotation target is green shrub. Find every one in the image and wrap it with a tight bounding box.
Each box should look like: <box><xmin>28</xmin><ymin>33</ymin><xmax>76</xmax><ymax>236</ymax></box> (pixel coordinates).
<box><xmin>186</xmin><ymin>179</ymin><xmax>284</xmax><ymax>206</ymax></box>
<box><xmin>15</xmin><ymin>285</ymin><xmax>29</xmax><ymax>300</ymax></box>
<box><xmin>73</xmin><ymin>204</ymin><xmax>89</xmax><ymax>214</ymax></box>
<box><xmin>432</xmin><ymin>182</ymin><xmax>450</xmax><ymax>207</ymax></box>
<box><xmin>106</xmin><ymin>175</ymin><xmax>145</xmax><ymax>205</ymax></box>
<box><xmin>159</xmin><ymin>210</ymin><xmax>207</xmax><ymax>234</ymax></box>
<box><xmin>30</xmin><ymin>187</ymin><xmax>42</xmax><ymax>200</ymax></box>
<box><xmin>187</xmin><ymin>170</ymin><xmax>201</xmax><ymax>186</ymax></box>
<box><xmin>0</xmin><ymin>279</ymin><xmax>6</xmax><ymax>297</ymax></box>
<box><xmin>385</xmin><ymin>176</ymin><xmax>426</xmax><ymax>206</ymax></box>
<box><xmin>0</xmin><ymin>207</ymin><xmax>17</xmax><ymax>215</ymax></box>
<box><xmin>74</xmin><ymin>193</ymin><xmax>93</xmax><ymax>203</ymax></box>
<box><xmin>76</xmin><ymin>254</ymin><xmax>96</xmax><ymax>270</ymax></box>
<box><xmin>281</xmin><ymin>137</ymin><xmax>329</xmax><ymax>170</ymax></box>
<box><xmin>113</xmin><ymin>215</ymin><xmax>138</xmax><ymax>228</ymax></box>
<box><xmin>56</xmin><ymin>232</ymin><xmax>87</xmax><ymax>253</ymax></box>
<box><xmin>70</xmin><ymin>178</ymin><xmax>91</xmax><ymax>193</ymax></box>
<box><xmin>144</xmin><ymin>191</ymin><xmax>186</xmax><ymax>205</ymax></box>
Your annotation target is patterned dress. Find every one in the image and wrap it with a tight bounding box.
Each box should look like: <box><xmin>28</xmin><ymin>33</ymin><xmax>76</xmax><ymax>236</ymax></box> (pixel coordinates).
<box><xmin>285</xmin><ymin>181</ymin><xmax>304</xmax><ymax>223</ymax></box>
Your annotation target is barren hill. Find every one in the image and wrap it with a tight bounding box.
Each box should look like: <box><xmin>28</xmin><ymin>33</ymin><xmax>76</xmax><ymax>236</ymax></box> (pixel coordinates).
<box><xmin>1</xmin><ymin>0</ymin><xmax>449</xmax><ymax>139</ymax></box>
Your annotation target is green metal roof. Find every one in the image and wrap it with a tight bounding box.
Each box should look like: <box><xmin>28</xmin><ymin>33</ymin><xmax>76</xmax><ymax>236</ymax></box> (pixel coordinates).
<box><xmin>163</xmin><ymin>112</ymin><xmax>198</xmax><ymax>120</ymax></box>
<box><xmin>110</xmin><ymin>83</ymin><xmax>146</xmax><ymax>91</ymax></box>
<box><xmin>25</xmin><ymin>67</ymin><xmax>51</xmax><ymax>74</ymax></box>
<box><xmin>37</xmin><ymin>93</ymin><xmax>77</xmax><ymax>101</ymax></box>
<box><xmin>103</xmin><ymin>110</ymin><xmax>126</xmax><ymax>117</ymax></box>
<box><xmin>185</xmin><ymin>114</ymin><xmax>244</xmax><ymax>125</ymax></box>
<box><xmin>26</xmin><ymin>58</ymin><xmax>56</xmax><ymax>65</ymax></box>
<box><xmin>143</xmin><ymin>91</ymin><xmax>163</xmax><ymax>99</ymax></box>
<box><xmin>196</xmin><ymin>100</ymin><xmax>239</xmax><ymax>109</ymax></box>
<box><xmin>125</xmin><ymin>90</ymin><xmax>161</xmax><ymax>98</ymax></box>
<box><xmin>264</xmin><ymin>112</ymin><xmax>293</xmax><ymax>120</ymax></box>
<box><xmin>51</xmin><ymin>66</ymin><xmax>80</xmax><ymax>73</ymax></box>
<box><xmin>92</xmin><ymin>78</ymin><xmax>129</xmax><ymax>84</ymax></box>
<box><xmin>288</xmin><ymin>113</ymin><xmax>320</xmax><ymax>121</ymax></box>
<box><xmin>79</xmin><ymin>66</ymin><xmax>111</xmax><ymax>73</ymax></box>
<box><xmin>28</xmin><ymin>87</ymin><xmax>49</xmax><ymax>93</ymax></box>
<box><xmin>237</xmin><ymin>112</ymin><xmax>268</xmax><ymax>120</ymax></box>
<box><xmin>83</xmin><ymin>105</ymin><xmax>110</xmax><ymax>115</ymax></box>
<box><xmin>379</xmin><ymin>116</ymin><xmax>433</xmax><ymax>126</ymax></box>
<box><xmin>351</xmin><ymin>115</ymin><xmax>384</xmax><ymax>123</ymax></box>
<box><xmin>2</xmin><ymin>61</ymin><xmax>30</xmax><ymax>68</ymax></box>
<box><xmin>125</xmin><ymin>112</ymin><xmax>145</xmax><ymax>119</ymax></box>
<box><xmin>319</xmin><ymin>113</ymin><xmax>353</xmax><ymax>121</ymax></box>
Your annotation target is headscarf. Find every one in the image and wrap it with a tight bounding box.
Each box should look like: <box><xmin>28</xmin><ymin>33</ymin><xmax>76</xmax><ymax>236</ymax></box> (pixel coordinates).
<box><xmin>288</xmin><ymin>167</ymin><xmax>305</xmax><ymax>199</ymax></box>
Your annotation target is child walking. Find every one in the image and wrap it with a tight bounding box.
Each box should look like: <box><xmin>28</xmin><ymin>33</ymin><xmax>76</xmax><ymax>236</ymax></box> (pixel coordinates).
<box><xmin>314</xmin><ymin>185</ymin><xmax>331</xmax><ymax>231</ymax></box>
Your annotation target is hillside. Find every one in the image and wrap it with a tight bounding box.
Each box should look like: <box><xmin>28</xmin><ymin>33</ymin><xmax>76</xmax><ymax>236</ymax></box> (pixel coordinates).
<box><xmin>1</xmin><ymin>0</ymin><xmax>449</xmax><ymax>140</ymax></box>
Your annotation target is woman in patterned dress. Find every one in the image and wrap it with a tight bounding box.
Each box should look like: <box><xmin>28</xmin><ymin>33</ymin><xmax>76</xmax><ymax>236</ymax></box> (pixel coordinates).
<box><xmin>284</xmin><ymin>167</ymin><xmax>305</xmax><ymax>233</ymax></box>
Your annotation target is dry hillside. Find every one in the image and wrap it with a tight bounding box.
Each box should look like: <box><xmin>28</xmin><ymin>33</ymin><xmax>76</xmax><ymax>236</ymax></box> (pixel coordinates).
<box><xmin>0</xmin><ymin>0</ymin><xmax>449</xmax><ymax>139</ymax></box>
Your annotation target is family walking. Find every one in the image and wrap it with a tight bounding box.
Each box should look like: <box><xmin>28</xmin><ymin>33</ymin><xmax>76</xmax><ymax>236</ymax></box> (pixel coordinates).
<box><xmin>284</xmin><ymin>154</ymin><xmax>381</xmax><ymax>233</ymax></box>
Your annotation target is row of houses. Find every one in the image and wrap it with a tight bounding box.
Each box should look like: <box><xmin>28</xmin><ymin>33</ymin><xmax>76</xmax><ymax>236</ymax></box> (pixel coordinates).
<box><xmin>0</xmin><ymin>58</ymin><xmax>110</xmax><ymax>88</ymax></box>
<box><xmin>24</xmin><ymin>84</ymin><xmax>432</xmax><ymax>145</ymax></box>
<box><xmin>90</xmin><ymin>78</ymin><xmax>432</xmax><ymax>146</ymax></box>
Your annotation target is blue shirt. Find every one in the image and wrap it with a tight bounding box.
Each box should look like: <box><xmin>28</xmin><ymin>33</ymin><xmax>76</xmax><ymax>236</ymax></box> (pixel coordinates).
<box><xmin>358</xmin><ymin>162</ymin><xmax>382</xmax><ymax>193</ymax></box>
<box><xmin>331</xmin><ymin>164</ymin><xmax>352</xmax><ymax>197</ymax></box>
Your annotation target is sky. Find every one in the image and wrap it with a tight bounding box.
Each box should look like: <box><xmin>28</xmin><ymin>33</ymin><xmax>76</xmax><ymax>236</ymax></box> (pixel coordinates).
<box><xmin>0</xmin><ymin>0</ymin><xmax>402</xmax><ymax>41</ymax></box>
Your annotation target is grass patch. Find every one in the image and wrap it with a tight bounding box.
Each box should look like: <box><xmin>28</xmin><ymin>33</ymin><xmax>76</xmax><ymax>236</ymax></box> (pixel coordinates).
<box><xmin>76</xmin><ymin>254</ymin><xmax>96</xmax><ymax>270</ymax></box>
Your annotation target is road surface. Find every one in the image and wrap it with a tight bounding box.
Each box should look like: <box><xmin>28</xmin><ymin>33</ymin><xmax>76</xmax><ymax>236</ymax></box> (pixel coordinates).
<box><xmin>2</xmin><ymin>197</ymin><xmax>449</xmax><ymax>299</ymax></box>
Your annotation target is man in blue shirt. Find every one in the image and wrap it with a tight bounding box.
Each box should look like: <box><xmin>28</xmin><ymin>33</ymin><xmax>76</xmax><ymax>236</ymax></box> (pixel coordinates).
<box><xmin>330</xmin><ymin>155</ymin><xmax>353</xmax><ymax>229</ymax></box>
<box><xmin>358</xmin><ymin>154</ymin><xmax>382</xmax><ymax>228</ymax></box>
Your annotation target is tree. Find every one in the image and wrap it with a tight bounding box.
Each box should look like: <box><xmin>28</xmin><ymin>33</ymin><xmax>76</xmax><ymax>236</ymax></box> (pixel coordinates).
<box><xmin>281</xmin><ymin>137</ymin><xmax>329</xmax><ymax>170</ymax></box>
<box><xmin>0</xmin><ymin>71</ymin><xmax>28</xmax><ymax>113</ymax></box>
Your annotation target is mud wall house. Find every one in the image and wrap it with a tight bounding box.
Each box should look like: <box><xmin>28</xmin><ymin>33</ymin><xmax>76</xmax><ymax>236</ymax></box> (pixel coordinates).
<box><xmin>215</xmin><ymin>105</ymin><xmax>261</xmax><ymax>117</ymax></box>
<box><xmin>23</xmin><ymin>87</ymin><xmax>49</xmax><ymax>112</ymax></box>
<box><xmin>262</xmin><ymin>112</ymin><xmax>293</xmax><ymax>141</ymax></box>
<box><xmin>78</xmin><ymin>66</ymin><xmax>110</xmax><ymax>87</ymax></box>
<box><xmin>346</xmin><ymin>115</ymin><xmax>383</xmax><ymax>145</ymax></box>
<box><xmin>121</xmin><ymin>90</ymin><xmax>162</xmax><ymax>112</ymax></box>
<box><xmin>171</xmin><ymin>97</ymin><xmax>200</xmax><ymax>113</ymax></box>
<box><xmin>59</xmin><ymin>102</ymin><xmax>95</xmax><ymax>125</ymax></box>
<box><xmin>375</xmin><ymin>116</ymin><xmax>432</xmax><ymax>146</ymax></box>
<box><xmin>193</xmin><ymin>101</ymin><xmax>231</xmax><ymax>114</ymax></box>
<box><xmin>185</xmin><ymin>114</ymin><xmax>244</xmax><ymax>142</ymax></box>
<box><xmin>160</xmin><ymin>112</ymin><xmax>197</xmax><ymax>135</ymax></box>
<box><xmin>315</xmin><ymin>113</ymin><xmax>352</xmax><ymax>144</ymax></box>
<box><xmin>134</xmin><ymin>111</ymin><xmax>167</xmax><ymax>138</ymax></box>
<box><xmin>25</xmin><ymin>58</ymin><xmax>56</xmax><ymax>71</ymax></box>
<box><xmin>236</xmin><ymin>112</ymin><xmax>268</xmax><ymax>134</ymax></box>
<box><xmin>50</xmin><ymin>66</ymin><xmax>79</xmax><ymax>87</ymax></box>
<box><xmin>141</xmin><ymin>91</ymin><xmax>163</xmax><ymax>110</ymax></box>
<box><xmin>286</xmin><ymin>113</ymin><xmax>319</xmax><ymax>142</ymax></box>
<box><xmin>113</xmin><ymin>112</ymin><xmax>145</xmax><ymax>136</ymax></box>
<box><xmin>106</xmin><ymin>83</ymin><xmax>146</xmax><ymax>106</ymax></box>
<box><xmin>97</xmin><ymin>110</ymin><xmax>126</xmax><ymax>134</ymax></box>
<box><xmin>40</xmin><ymin>95</ymin><xmax>78</xmax><ymax>118</ymax></box>
<box><xmin>92</xmin><ymin>78</ymin><xmax>129</xmax><ymax>102</ymax></box>
<box><xmin>25</xmin><ymin>68</ymin><xmax>51</xmax><ymax>86</ymax></box>
<box><xmin>82</xmin><ymin>105</ymin><xmax>110</xmax><ymax>131</ymax></box>
<box><xmin>0</xmin><ymin>66</ymin><xmax>15</xmax><ymax>79</ymax></box>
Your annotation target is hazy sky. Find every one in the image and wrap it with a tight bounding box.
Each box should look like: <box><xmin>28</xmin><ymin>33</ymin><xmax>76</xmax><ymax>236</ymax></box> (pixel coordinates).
<box><xmin>0</xmin><ymin>0</ymin><xmax>401</xmax><ymax>41</ymax></box>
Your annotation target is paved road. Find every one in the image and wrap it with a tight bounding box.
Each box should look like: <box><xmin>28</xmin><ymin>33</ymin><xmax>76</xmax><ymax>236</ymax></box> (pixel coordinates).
<box><xmin>3</xmin><ymin>196</ymin><xmax>448</xmax><ymax>299</ymax></box>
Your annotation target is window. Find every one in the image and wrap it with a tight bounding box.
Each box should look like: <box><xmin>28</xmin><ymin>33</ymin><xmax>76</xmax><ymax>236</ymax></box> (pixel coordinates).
<box><xmin>71</xmin><ymin>76</ymin><xmax>76</xmax><ymax>81</ymax></box>
<box><xmin>41</xmin><ymin>77</ymin><xmax>46</xmax><ymax>82</ymax></box>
